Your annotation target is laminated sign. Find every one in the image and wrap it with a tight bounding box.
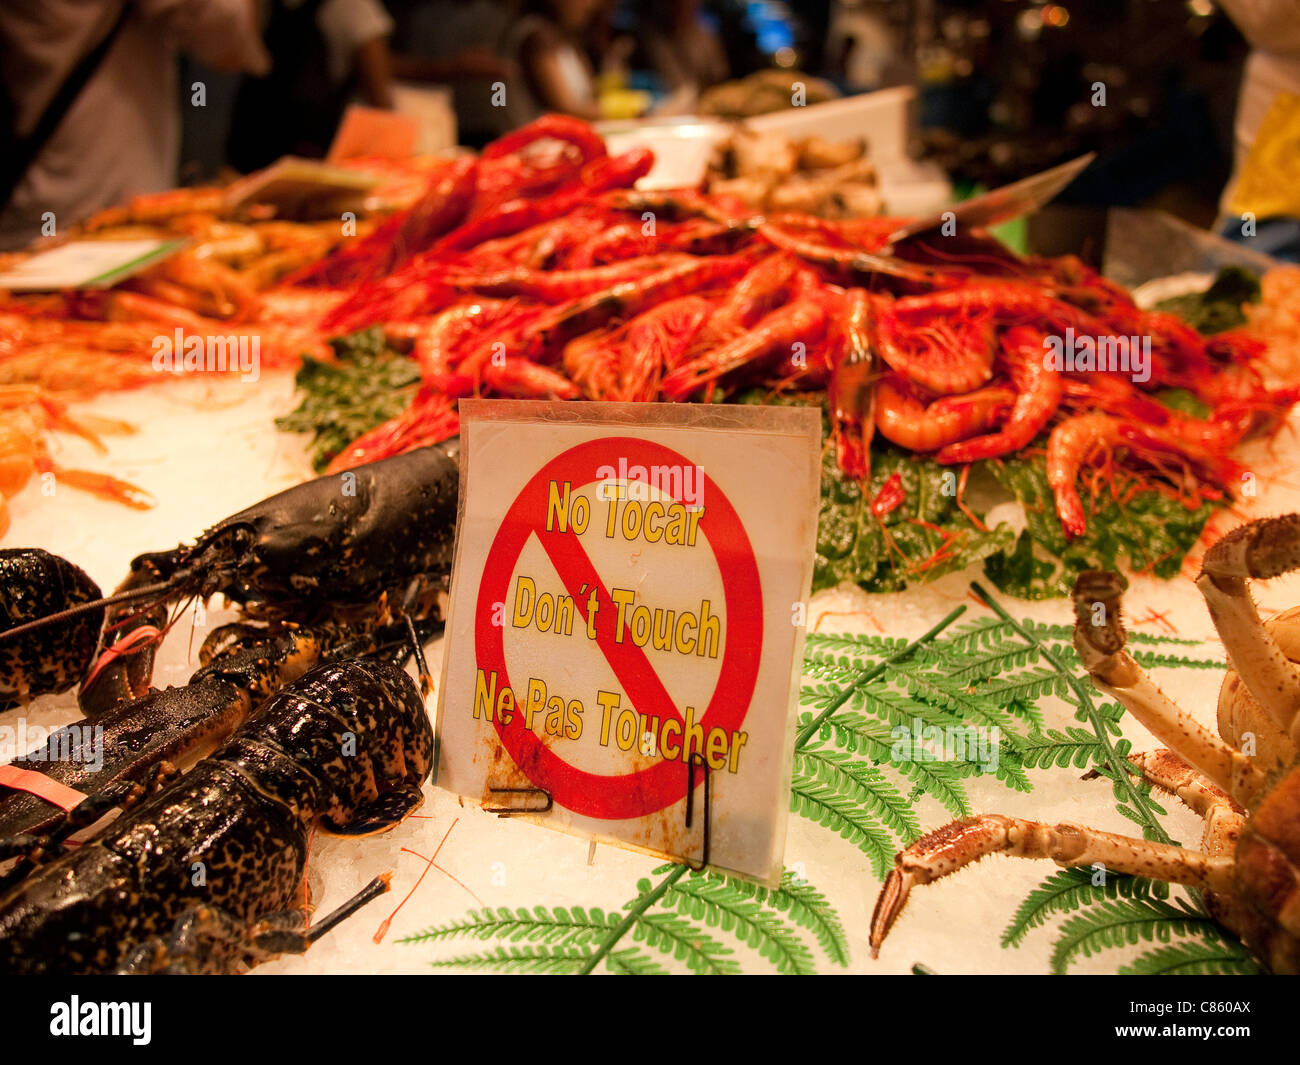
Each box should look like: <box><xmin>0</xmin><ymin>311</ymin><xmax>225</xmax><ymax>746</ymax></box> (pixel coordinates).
<box><xmin>435</xmin><ymin>400</ymin><xmax>821</xmax><ymax>883</ymax></box>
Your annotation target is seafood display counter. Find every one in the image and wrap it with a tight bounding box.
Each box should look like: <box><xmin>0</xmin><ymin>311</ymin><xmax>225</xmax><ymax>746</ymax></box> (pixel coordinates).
<box><xmin>3</xmin><ymin>112</ymin><xmax>1300</xmax><ymax>977</ymax></box>
<box><xmin>10</xmin><ymin>372</ymin><xmax>1300</xmax><ymax>976</ymax></box>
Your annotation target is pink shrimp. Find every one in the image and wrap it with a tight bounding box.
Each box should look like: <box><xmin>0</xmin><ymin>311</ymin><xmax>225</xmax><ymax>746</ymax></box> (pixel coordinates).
<box><xmin>1046</xmin><ymin>413</ymin><xmax>1245</xmax><ymax>537</ymax></box>
<box><xmin>936</xmin><ymin>326</ymin><xmax>1063</xmax><ymax>464</ymax></box>
<box><xmin>828</xmin><ymin>288</ymin><xmax>875</xmax><ymax>479</ymax></box>
<box><xmin>874</xmin><ymin>374</ymin><xmax>1016</xmax><ymax>454</ymax></box>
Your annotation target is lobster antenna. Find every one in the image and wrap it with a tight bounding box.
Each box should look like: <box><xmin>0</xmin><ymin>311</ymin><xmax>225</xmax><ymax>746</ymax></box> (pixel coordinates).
<box><xmin>403</xmin><ymin>614</ymin><xmax>436</xmax><ymax>698</ymax></box>
<box><xmin>0</xmin><ymin>578</ymin><xmax>183</xmax><ymax>642</ymax></box>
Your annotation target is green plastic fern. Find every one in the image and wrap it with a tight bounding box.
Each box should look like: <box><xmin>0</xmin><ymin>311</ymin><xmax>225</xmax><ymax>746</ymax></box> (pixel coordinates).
<box><xmin>1119</xmin><ymin>940</ymin><xmax>1261</xmax><ymax>976</ymax></box>
<box><xmin>429</xmin><ymin>945</ymin><xmax>598</xmax><ymax>974</ymax></box>
<box><xmin>407</xmin><ymin>597</ymin><xmax>1245</xmax><ymax>975</ymax></box>
<box><xmin>630</xmin><ymin>910</ymin><xmax>741</xmax><ymax>975</ymax></box>
<box><xmin>1050</xmin><ymin>897</ymin><xmax>1219</xmax><ymax>974</ymax></box>
<box><xmin>729</xmin><ymin>867</ymin><xmax>850</xmax><ymax>967</ymax></box>
<box><xmin>660</xmin><ymin>874</ymin><xmax>817</xmax><ymax>975</ymax></box>
<box><xmin>1001</xmin><ymin>868</ymin><xmax>1158</xmax><ymax>948</ymax></box>
<box><xmin>400</xmin><ymin>906</ymin><xmax>619</xmax><ymax>947</ymax></box>
<box><xmin>408</xmin><ymin>863</ymin><xmax>844</xmax><ymax>975</ymax></box>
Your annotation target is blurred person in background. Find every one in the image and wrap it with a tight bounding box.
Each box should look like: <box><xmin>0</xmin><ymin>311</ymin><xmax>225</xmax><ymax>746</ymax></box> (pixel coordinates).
<box><xmin>827</xmin><ymin>1</ymin><xmax>901</xmax><ymax>93</ymax></box>
<box><xmin>387</xmin><ymin>0</ymin><xmax>519</xmax><ymax>148</ymax></box>
<box><xmin>798</xmin><ymin>0</ymin><xmax>834</xmax><ymax>77</ymax></box>
<box><xmin>638</xmin><ymin>0</ymin><xmax>728</xmax><ymax>105</ymax></box>
<box><xmin>226</xmin><ymin>0</ymin><xmax>397</xmax><ymax>172</ymax></box>
<box><xmin>501</xmin><ymin>0</ymin><xmax>610</xmax><ymax>127</ymax></box>
<box><xmin>0</xmin><ymin>0</ymin><xmax>268</xmax><ymax>250</ymax></box>
<box><xmin>1217</xmin><ymin>0</ymin><xmax>1300</xmax><ymax>260</ymax></box>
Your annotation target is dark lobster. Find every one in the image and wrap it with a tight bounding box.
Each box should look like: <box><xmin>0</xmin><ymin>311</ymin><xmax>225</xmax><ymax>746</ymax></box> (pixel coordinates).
<box><xmin>80</xmin><ymin>439</ymin><xmax>461</xmax><ymax>716</ymax></box>
<box><xmin>0</xmin><ymin>549</ymin><xmax>104</xmax><ymax>711</ymax></box>
<box><xmin>0</xmin><ymin>441</ymin><xmax>459</xmax><ymax>842</ymax></box>
<box><xmin>0</xmin><ymin>657</ymin><xmax>434</xmax><ymax>974</ymax></box>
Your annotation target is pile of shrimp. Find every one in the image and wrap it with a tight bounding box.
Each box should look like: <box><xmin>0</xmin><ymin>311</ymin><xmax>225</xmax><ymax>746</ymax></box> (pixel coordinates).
<box><xmin>281</xmin><ymin>116</ymin><xmax>1297</xmax><ymax>540</ymax></box>
<box><xmin>0</xmin><ymin>158</ymin><xmax>449</xmax><ymax>528</ymax></box>
<box><xmin>2</xmin><ymin>114</ymin><xmax>1296</xmax><ymax>542</ymax></box>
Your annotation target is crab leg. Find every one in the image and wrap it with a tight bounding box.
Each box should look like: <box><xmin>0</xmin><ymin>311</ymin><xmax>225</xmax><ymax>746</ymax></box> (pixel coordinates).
<box><xmin>1196</xmin><ymin>514</ymin><xmax>1300</xmax><ymax>743</ymax></box>
<box><xmin>869</xmin><ymin>814</ymin><xmax>1237</xmax><ymax>955</ymax></box>
<box><xmin>1116</xmin><ymin>749</ymin><xmax>1245</xmax><ymax>856</ymax></box>
<box><xmin>1072</xmin><ymin>571</ymin><xmax>1268</xmax><ymax>806</ymax></box>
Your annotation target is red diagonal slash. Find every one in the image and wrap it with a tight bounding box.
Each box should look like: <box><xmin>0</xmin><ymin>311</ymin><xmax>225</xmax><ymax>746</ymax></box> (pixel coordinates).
<box><xmin>474</xmin><ymin>437</ymin><xmax>763</xmax><ymax>820</ymax></box>
<box><xmin>536</xmin><ymin>520</ymin><xmax>686</xmax><ymax>728</ymax></box>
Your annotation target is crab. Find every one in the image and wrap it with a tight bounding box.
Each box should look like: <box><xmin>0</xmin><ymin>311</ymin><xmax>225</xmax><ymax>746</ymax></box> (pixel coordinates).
<box><xmin>869</xmin><ymin>513</ymin><xmax>1300</xmax><ymax>973</ymax></box>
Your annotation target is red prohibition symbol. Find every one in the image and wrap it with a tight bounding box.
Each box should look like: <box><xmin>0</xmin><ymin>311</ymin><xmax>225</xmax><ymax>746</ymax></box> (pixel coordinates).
<box><xmin>475</xmin><ymin>437</ymin><xmax>763</xmax><ymax>819</ymax></box>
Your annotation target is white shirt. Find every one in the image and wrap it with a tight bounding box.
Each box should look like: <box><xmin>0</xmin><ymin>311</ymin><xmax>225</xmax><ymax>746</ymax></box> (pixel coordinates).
<box><xmin>285</xmin><ymin>0</ymin><xmax>394</xmax><ymax>84</ymax></box>
<box><xmin>0</xmin><ymin>0</ymin><xmax>269</xmax><ymax>250</ymax></box>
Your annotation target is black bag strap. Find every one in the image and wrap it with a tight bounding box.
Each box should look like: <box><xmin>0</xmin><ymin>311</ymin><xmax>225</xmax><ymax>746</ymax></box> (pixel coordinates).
<box><xmin>0</xmin><ymin>2</ymin><xmax>133</xmax><ymax>209</ymax></box>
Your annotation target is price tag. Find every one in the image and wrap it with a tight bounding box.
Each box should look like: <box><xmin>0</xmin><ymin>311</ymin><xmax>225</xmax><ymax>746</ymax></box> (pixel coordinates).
<box><xmin>434</xmin><ymin>400</ymin><xmax>821</xmax><ymax>884</ymax></box>
<box><xmin>0</xmin><ymin>239</ymin><xmax>186</xmax><ymax>291</ymax></box>
<box><xmin>327</xmin><ymin>105</ymin><xmax>421</xmax><ymax>162</ymax></box>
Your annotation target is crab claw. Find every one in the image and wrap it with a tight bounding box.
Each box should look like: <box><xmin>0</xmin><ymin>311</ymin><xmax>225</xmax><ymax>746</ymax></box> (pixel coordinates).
<box><xmin>869</xmin><ymin>867</ymin><xmax>914</xmax><ymax>958</ymax></box>
<box><xmin>870</xmin><ymin>816</ymin><xmax>1022</xmax><ymax>957</ymax></box>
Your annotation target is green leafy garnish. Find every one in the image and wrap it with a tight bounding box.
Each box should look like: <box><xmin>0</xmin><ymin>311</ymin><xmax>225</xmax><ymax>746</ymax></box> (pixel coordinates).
<box><xmin>1155</xmin><ymin>265</ymin><xmax>1260</xmax><ymax>335</ymax></box>
<box><xmin>813</xmin><ymin>443</ymin><xmax>1215</xmax><ymax>600</ymax></box>
<box><xmin>1153</xmin><ymin>388</ymin><xmax>1211</xmax><ymax>419</ymax></box>
<box><xmin>814</xmin><ymin>445</ymin><xmax>1014</xmax><ymax>593</ymax></box>
<box><xmin>275</xmin><ymin>327</ymin><xmax>420</xmax><ymax>471</ymax></box>
<box><xmin>980</xmin><ymin>455</ymin><xmax>1215</xmax><ymax>599</ymax></box>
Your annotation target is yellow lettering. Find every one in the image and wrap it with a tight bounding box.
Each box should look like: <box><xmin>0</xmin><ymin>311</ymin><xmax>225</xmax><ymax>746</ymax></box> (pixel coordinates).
<box><xmin>661</xmin><ymin>718</ymin><xmax>681</xmax><ymax>760</ymax></box>
<box><xmin>535</xmin><ymin>591</ymin><xmax>553</xmax><ymax>632</ymax></box>
<box><xmin>546</xmin><ymin>481</ymin><xmax>570</xmax><ymax>532</ymax></box>
<box><xmin>615</xmin><ymin>707</ymin><xmax>638</xmax><ymax>751</ymax></box>
<box><xmin>643</xmin><ymin>500</ymin><xmax>665</xmax><ymax>542</ymax></box>
<box><xmin>565</xmin><ymin>699</ymin><xmax>583</xmax><ymax>740</ymax></box>
<box><xmin>524</xmin><ymin>678</ymin><xmax>547</xmax><ymax>730</ymax></box>
<box><xmin>596</xmin><ymin>689</ymin><xmax>621</xmax><ymax>746</ymax></box>
<box><xmin>682</xmin><ymin>705</ymin><xmax>705</xmax><ymax>762</ymax></box>
<box><xmin>674</xmin><ymin>610</ymin><xmax>696</xmax><ymax>654</ymax></box>
<box><xmin>728</xmin><ymin>731</ymin><xmax>748</xmax><ymax>773</ymax></box>
<box><xmin>652</xmin><ymin>608</ymin><xmax>673</xmax><ymax>651</ymax></box>
<box><xmin>610</xmin><ymin>587</ymin><xmax>634</xmax><ymax>643</ymax></box>
<box><xmin>705</xmin><ymin>727</ymin><xmax>729</xmax><ymax>770</ymax></box>
<box><xmin>664</xmin><ymin>507</ymin><xmax>686</xmax><ymax>545</ymax></box>
<box><xmin>511</xmin><ymin>576</ymin><xmax>534</xmax><ymax>628</ymax></box>
<box><xmin>544</xmin><ymin>695</ymin><xmax>566</xmax><ymax>736</ymax></box>
<box><xmin>698</xmin><ymin>599</ymin><xmax>720</xmax><ymax>659</ymax></box>
<box><xmin>686</xmin><ymin>506</ymin><xmax>703</xmax><ymax>546</ymax></box>
<box><xmin>473</xmin><ymin>668</ymin><xmax>497</xmax><ymax>721</ymax></box>
<box><xmin>620</xmin><ymin>500</ymin><xmax>642</xmax><ymax>540</ymax></box>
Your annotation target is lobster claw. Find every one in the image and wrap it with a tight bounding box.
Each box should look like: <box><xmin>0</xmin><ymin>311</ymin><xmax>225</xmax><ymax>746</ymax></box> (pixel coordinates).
<box><xmin>0</xmin><ymin>549</ymin><xmax>104</xmax><ymax>711</ymax></box>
